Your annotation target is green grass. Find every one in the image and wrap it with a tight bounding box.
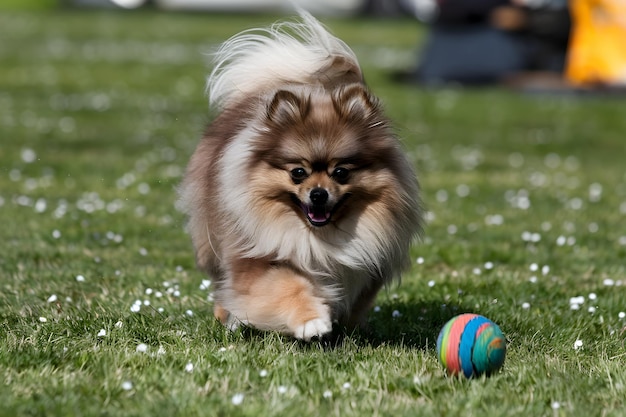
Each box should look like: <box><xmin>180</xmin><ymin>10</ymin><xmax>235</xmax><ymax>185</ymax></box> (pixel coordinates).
<box><xmin>2</xmin><ymin>8</ymin><xmax>626</xmax><ymax>417</ymax></box>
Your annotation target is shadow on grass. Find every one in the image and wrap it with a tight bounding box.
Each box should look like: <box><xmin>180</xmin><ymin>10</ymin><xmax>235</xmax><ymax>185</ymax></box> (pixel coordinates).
<box><xmin>233</xmin><ymin>300</ymin><xmax>476</xmax><ymax>351</ymax></box>
<box><xmin>361</xmin><ymin>300</ymin><xmax>471</xmax><ymax>349</ymax></box>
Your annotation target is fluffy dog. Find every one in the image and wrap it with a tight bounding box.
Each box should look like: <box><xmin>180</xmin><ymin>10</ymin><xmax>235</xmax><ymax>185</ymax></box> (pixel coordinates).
<box><xmin>178</xmin><ymin>12</ymin><xmax>421</xmax><ymax>341</ymax></box>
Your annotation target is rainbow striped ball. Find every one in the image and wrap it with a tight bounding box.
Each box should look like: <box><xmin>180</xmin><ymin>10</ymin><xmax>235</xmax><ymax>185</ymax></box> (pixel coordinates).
<box><xmin>436</xmin><ymin>314</ymin><xmax>506</xmax><ymax>378</ymax></box>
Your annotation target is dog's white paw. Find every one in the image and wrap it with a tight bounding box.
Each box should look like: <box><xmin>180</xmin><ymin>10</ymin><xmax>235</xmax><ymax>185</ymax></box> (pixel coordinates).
<box><xmin>294</xmin><ymin>318</ymin><xmax>332</xmax><ymax>341</ymax></box>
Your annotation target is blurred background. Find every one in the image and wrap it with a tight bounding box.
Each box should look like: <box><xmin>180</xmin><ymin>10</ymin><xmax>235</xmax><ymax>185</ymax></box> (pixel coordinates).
<box><xmin>7</xmin><ymin>0</ymin><xmax>626</xmax><ymax>91</ymax></box>
<box><xmin>7</xmin><ymin>0</ymin><xmax>431</xmax><ymax>17</ymax></box>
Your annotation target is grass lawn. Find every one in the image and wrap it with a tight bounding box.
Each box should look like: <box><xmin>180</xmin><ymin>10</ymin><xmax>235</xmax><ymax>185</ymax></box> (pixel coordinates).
<box><xmin>1</xmin><ymin>7</ymin><xmax>626</xmax><ymax>417</ymax></box>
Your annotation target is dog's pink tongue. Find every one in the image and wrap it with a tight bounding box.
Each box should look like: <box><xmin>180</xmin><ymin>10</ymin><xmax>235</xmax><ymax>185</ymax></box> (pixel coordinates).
<box><xmin>308</xmin><ymin>208</ymin><xmax>330</xmax><ymax>222</ymax></box>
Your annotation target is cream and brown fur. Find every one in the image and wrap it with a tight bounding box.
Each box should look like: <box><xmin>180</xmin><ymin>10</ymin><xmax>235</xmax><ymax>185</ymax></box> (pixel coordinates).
<box><xmin>178</xmin><ymin>12</ymin><xmax>421</xmax><ymax>341</ymax></box>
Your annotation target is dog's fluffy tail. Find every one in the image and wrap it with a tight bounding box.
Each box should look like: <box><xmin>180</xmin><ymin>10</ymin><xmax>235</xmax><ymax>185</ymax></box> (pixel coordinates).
<box><xmin>206</xmin><ymin>11</ymin><xmax>363</xmax><ymax>110</ymax></box>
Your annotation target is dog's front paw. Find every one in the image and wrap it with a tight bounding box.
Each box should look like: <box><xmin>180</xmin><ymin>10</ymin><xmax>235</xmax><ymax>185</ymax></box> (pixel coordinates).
<box><xmin>293</xmin><ymin>317</ymin><xmax>332</xmax><ymax>341</ymax></box>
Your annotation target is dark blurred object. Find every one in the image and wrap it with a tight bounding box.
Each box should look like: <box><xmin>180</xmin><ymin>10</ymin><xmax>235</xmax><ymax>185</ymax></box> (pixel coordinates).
<box><xmin>404</xmin><ymin>0</ymin><xmax>570</xmax><ymax>86</ymax></box>
<box><xmin>362</xmin><ymin>0</ymin><xmax>420</xmax><ymax>16</ymax></box>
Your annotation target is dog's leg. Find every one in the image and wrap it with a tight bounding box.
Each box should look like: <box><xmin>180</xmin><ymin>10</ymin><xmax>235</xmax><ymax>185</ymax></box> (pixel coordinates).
<box><xmin>218</xmin><ymin>258</ymin><xmax>332</xmax><ymax>341</ymax></box>
<box><xmin>213</xmin><ymin>303</ymin><xmax>243</xmax><ymax>331</ymax></box>
<box><xmin>344</xmin><ymin>280</ymin><xmax>384</xmax><ymax>331</ymax></box>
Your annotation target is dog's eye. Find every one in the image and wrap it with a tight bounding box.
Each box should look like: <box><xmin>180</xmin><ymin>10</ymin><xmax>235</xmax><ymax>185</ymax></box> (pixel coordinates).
<box><xmin>290</xmin><ymin>167</ymin><xmax>308</xmax><ymax>183</ymax></box>
<box><xmin>332</xmin><ymin>167</ymin><xmax>350</xmax><ymax>183</ymax></box>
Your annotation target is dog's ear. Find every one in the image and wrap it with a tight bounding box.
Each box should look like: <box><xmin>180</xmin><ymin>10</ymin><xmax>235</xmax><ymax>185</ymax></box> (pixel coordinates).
<box><xmin>315</xmin><ymin>55</ymin><xmax>363</xmax><ymax>88</ymax></box>
<box><xmin>267</xmin><ymin>90</ymin><xmax>311</xmax><ymax>125</ymax></box>
<box><xmin>332</xmin><ymin>84</ymin><xmax>378</xmax><ymax>121</ymax></box>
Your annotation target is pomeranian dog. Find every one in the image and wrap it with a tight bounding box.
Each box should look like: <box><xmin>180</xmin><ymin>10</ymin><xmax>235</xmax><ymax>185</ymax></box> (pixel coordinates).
<box><xmin>178</xmin><ymin>12</ymin><xmax>421</xmax><ymax>341</ymax></box>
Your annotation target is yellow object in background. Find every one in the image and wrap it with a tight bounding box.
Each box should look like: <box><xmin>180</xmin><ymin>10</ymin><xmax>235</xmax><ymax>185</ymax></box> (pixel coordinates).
<box><xmin>566</xmin><ymin>0</ymin><xmax>626</xmax><ymax>86</ymax></box>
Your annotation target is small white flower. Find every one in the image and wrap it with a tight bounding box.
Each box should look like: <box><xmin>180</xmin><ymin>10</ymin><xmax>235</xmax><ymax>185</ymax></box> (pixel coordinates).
<box><xmin>277</xmin><ymin>386</ymin><xmax>288</xmax><ymax>394</ymax></box>
<box><xmin>588</xmin><ymin>293</ymin><xmax>597</xmax><ymax>301</ymax></box>
<box><xmin>139</xmin><ymin>247</ymin><xmax>148</xmax><ymax>256</ymax></box>
<box><xmin>185</xmin><ymin>362</ymin><xmax>194</xmax><ymax>372</ymax></box>
<box><xmin>323</xmin><ymin>390</ymin><xmax>332</xmax><ymax>399</ymax></box>
<box><xmin>115</xmin><ymin>321</ymin><xmax>123</xmax><ymax>328</ymax></box>
<box><xmin>436</xmin><ymin>189</ymin><xmax>448</xmax><ymax>202</ymax></box>
<box><xmin>137</xmin><ymin>183</ymin><xmax>150</xmax><ymax>195</ymax></box>
<box><xmin>456</xmin><ymin>184</ymin><xmax>470</xmax><ymax>197</ymax></box>
<box><xmin>428</xmin><ymin>280</ymin><xmax>435</xmax><ymax>288</ymax></box>
<box><xmin>52</xmin><ymin>230</ymin><xmax>61</xmax><ymax>239</ymax></box>
<box><xmin>231</xmin><ymin>393</ymin><xmax>244</xmax><ymax>405</ymax></box>
<box><xmin>551</xmin><ymin>401</ymin><xmax>561</xmax><ymax>410</ymax></box>
<box><xmin>416</xmin><ymin>257</ymin><xmax>424</xmax><ymax>265</ymax></box>
<box><xmin>603</xmin><ymin>279</ymin><xmax>615</xmax><ymax>286</ymax></box>
<box><xmin>413</xmin><ymin>374</ymin><xmax>430</xmax><ymax>385</ymax></box>
<box><xmin>97</xmin><ymin>329</ymin><xmax>106</xmax><ymax>337</ymax></box>
<box><xmin>392</xmin><ymin>310</ymin><xmax>402</xmax><ymax>318</ymax></box>
<box><xmin>569</xmin><ymin>296</ymin><xmax>585</xmax><ymax>305</ymax></box>
<box><xmin>587</xmin><ymin>306</ymin><xmax>596</xmax><ymax>314</ymax></box>
<box><xmin>121</xmin><ymin>381</ymin><xmax>133</xmax><ymax>391</ymax></box>
<box><xmin>76</xmin><ymin>275</ymin><xmax>85</xmax><ymax>282</ymax></box>
<box><xmin>573</xmin><ymin>339</ymin><xmax>583</xmax><ymax>350</ymax></box>
<box><xmin>185</xmin><ymin>309</ymin><xmax>193</xmax><ymax>317</ymax></box>
<box><xmin>145</xmin><ymin>288</ymin><xmax>153</xmax><ymax>295</ymax></box>
<box><xmin>618</xmin><ymin>312</ymin><xmax>625</xmax><ymax>320</ymax></box>
<box><xmin>373</xmin><ymin>305</ymin><xmax>381</xmax><ymax>313</ymax></box>
<box><xmin>484</xmin><ymin>261</ymin><xmax>494</xmax><ymax>270</ymax></box>
<box><xmin>342</xmin><ymin>382</ymin><xmax>351</xmax><ymax>389</ymax></box>
<box><xmin>522</xmin><ymin>302</ymin><xmax>531</xmax><ymax>309</ymax></box>
<box><xmin>34</xmin><ymin>199</ymin><xmax>46</xmax><ymax>213</ymax></box>
<box><xmin>130</xmin><ymin>304</ymin><xmax>140</xmax><ymax>313</ymax></box>
<box><xmin>259</xmin><ymin>370</ymin><xmax>268</xmax><ymax>378</ymax></box>
<box><xmin>39</xmin><ymin>317</ymin><xmax>48</xmax><ymax>323</ymax></box>
<box><xmin>136</xmin><ymin>343</ymin><xmax>148</xmax><ymax>353</ymax></box>
<box><xmin>47</xmin><ymin>294</ymin><xmax>58</xmax><ymax>303</ymax></box>
<box><xmin>529</xmin><ymin>263</ymin><xmax>538</xmax><ymax>272</ymax></box>
<box><xmin>21</xmin><ymin>148</ymin><xmax>37</xmax><ymax>163</ymax></box>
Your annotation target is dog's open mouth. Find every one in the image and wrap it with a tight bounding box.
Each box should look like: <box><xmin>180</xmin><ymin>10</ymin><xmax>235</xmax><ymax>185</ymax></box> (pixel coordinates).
<box><xmin>291</xmin><ymin>194</ymin><xmax>350</xmax><ymax>227</ymax></box>
<box><xmin>305</xmin><ymin>204</ymin><xmax>332</xmax><ymax>226</ymax></box>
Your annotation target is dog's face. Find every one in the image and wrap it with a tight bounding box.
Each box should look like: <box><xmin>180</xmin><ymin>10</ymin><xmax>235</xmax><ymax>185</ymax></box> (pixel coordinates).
<box><xmin>246</xmin><ymin>83</ymin><xmax>404</xmax><ymax>231</ymax></box>
<box><xmin>286</xmin><ymin>158</ymin><xmax>353</xmax><ymax>227</ymax></box>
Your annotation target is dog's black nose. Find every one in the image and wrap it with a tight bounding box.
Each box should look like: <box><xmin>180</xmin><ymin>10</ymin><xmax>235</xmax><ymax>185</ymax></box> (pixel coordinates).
<box><xmin>309</xmin><ymin>188</ymin><xmax>328</xmax><ymax>205</ymax></box>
